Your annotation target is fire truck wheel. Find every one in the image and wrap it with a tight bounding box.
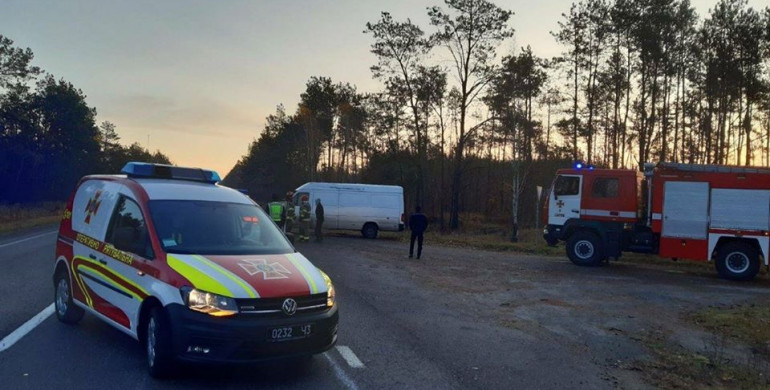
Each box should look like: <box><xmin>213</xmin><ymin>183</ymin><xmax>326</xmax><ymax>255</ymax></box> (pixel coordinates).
<box><xmin>715</xmin><ymin>242</ymin><xmax>759</xmax><ymax>281</ymax></box>
<box><xmin>566</xmin><ymin>231</ymin><xmax>604</xmax><ymax>266</ymax></box>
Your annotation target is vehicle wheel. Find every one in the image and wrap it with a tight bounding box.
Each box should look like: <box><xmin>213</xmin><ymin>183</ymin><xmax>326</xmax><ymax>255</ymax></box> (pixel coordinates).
<box><xmin>362</xmin><ymin>223</ymin><xmax>378</xmax><ymax>239</ymax></box>
<box><xmin>715</xmin><ymin>242</ymin><xmax>759</xmax><ymax>281</ymax></box>
<box><xmin>145</xmin><ymin>306</ymin><xmax>175</xmax><ymax>378</ymax></box>
<box><xmin>54</xmin><ymin>270</ymin><xmax>84</xmax><ymax>324</ymax></box>
<box><xmin>566</xmin><ymin>231</ymin><xmax>604</xmax><ymax>266</ymax></box>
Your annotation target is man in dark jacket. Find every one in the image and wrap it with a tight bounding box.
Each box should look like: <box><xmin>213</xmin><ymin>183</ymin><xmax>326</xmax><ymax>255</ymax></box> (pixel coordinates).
<box><xmin>315</xmin><ymin>198</ymin><xmax>324</xmax><ymax>243</ymax></box>
<box><xmin>408</xmin><ymin>206</ymin><xmax>428</xmax><ymax>259</ymax></box>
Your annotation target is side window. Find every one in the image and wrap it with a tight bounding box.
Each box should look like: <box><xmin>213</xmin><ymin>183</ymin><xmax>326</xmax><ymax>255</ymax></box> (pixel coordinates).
<box><xmin>106</xmin><ymin>197</ymin><xmax>154</xmax><ymax>259</ymax></box>
<box><xmin>592</xmin><ymin>178</ymin><xmax>619</xmax><ymax>198</ymax></box>
<box><xmin>555</xmin><ymin>176</ymin><xmax>580</xmax><ymax>196</ymax></box>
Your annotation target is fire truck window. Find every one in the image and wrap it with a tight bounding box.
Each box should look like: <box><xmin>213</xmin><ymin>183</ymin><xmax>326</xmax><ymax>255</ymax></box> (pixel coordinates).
<box><xmin>592</xmin><ymin>178</ymin><xmax>619</xmax><ymax>198</ymax></box>
<box><xmin>554</xmin><ymin>176</ymin><xmax>580</xmax><ymax>196</ymax></box>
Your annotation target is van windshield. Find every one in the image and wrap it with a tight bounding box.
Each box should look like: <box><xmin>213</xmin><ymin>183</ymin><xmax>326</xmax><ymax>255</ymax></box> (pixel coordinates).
<box><xmin>148</xmin><ymin>200</ymin><xmax>293</xmax><ymax>255</ymax></box>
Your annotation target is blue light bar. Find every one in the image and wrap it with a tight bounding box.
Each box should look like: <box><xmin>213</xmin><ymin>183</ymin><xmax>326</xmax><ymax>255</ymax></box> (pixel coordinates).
<box><xmin>574</xmin><ymin>161</ymin><xmax>584</xmax><ymax>170</ymax></box>
<box><xmin>121</xmin><ymin>162</ymin><xmax>221</xmax><ymax>184</ymax></box>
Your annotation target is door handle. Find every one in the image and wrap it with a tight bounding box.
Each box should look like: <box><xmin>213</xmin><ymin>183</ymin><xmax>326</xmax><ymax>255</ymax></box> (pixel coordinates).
<box><xmin>571</xmin><ymin>209</ymin><xmax>580</xmax><ymax>214</ymax></box>
<box><xmin>98</xmin><ymin>259</ymin><xmax>107</xmax><ymax>265</ymax></box>
<box><xmin>89</xmin><ymin>254</ymin><xmax>97</xmax><ymax>260</ymax></box>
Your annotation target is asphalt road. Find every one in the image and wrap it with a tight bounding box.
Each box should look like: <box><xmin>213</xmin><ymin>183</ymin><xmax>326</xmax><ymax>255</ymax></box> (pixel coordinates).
<box><xmin>3</xmin><ymin>226</ymin><xmax>770</xmax><ymax>389</ymax></box>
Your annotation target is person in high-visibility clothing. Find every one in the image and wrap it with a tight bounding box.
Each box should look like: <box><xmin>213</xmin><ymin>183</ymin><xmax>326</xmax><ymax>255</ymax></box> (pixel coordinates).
<box><xmin>298</xmin><ymin>195</ymin><xmax>311</xmax><ymax>242</ymax></box>
<box><xmin>284</xmin><ymin>191</ymin><xmax>295</xmax><ymax>234</ymax></box>
<box><xmin>267</xmin><ymin>194</ymin><xmax>285</xmax><ymax>227</ymax></box>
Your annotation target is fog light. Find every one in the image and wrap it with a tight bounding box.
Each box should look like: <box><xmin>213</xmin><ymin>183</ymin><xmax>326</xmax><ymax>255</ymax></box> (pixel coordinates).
<box><xmin>186</xmin><ymin>345</ymin><xmax>210</xmax><ymax>354</ymax></box>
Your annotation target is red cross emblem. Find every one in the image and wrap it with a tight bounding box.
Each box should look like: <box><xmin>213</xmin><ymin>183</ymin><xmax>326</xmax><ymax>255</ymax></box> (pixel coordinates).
<box><xmin>238</xmin><ymin>259</ymin><xmax>292</xmax><ymax>280</ymax></box>
<box><xmin>84</xmin><ymin>190</ymin><xmax>103</xmax><ymax>224</ymax></box>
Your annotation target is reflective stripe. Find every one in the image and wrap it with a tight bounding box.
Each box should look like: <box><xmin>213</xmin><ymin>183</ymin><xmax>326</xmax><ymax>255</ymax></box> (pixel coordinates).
<box><xmin>77</xmin><ymin>265</ymin><xmax>144</xmax><ymax>301</ymax></box>
<box><xmin>192</xmin><ymin>255</ymin><xmax>258</xmax><ymax>298</ymax></box>
<box><xmin>71</xmin><ymin>256</ymin><xmax>93</xmax><ymax>307</ymax></box>
<box><xmin>287</xmin><ymin>253</ymin><xmax>326</xmax><ymax>294</ymax></box>
<box><xmin>167</xmin><ymin>255</ymin><xmax>234</xmax><ymax>297</ymax></box>
<box><xmin>75</xmin><ymin>256</ymin><xmax>150</xmax><ymax>298</ymax></box>
<box><xmin>652</xmin><ymin>213</ymin><xmax>662</xmax><ymax>220</ymax></box>
<box><xmin>581</xmin><ymin>209</ymin><xmax>637</xmax><ymax>219</ymax></box>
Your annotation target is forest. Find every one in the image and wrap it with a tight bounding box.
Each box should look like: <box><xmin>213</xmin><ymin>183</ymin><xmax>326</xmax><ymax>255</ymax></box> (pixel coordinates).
<box><xmin>224</xmin><ymin>0</ymin><xmax>770</xmax><ymax>233</ymax></box>
<box><xmin>0</xmin><ymin>35</ymin><xmax>171</xmax><ymax>203</ymax></box>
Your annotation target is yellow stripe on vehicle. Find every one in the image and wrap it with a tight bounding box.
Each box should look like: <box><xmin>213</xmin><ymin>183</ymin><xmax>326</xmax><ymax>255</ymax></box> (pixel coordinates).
<box><xmin>77</xmin><ymin>265</ymin><xmax>144</xmax><ymax>301</ymax></box>
<box><xmin>75</xmin><ymin>255</ymin><xmax>150</xmax><ymax>297</ymax></box>
<box><xmin>167</xmin><ymin>255</ymin><xmax>234</xmax><ymax>297</ymax></box>
<box><xmin>72</xmin><ymin>256</ymin><xmax>93</xmax><ymax>307</ymax></box>
<box><xmin>287</xmin><ymin>253</ymin><xmax>318</xmax><ymax>294</ymax></box>
<box><xmin>192</xmin><ymin>255</ymin><xmax>258</xmax><ymax>298</ymax></box>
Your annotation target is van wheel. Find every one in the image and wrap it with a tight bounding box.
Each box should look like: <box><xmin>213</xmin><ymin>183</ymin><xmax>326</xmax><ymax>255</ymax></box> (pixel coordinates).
<box><xmin>715</xmin><ymin>242</ymin><xmax>759</xmax><ymax>281</ymax></box>
<box><xmin>145</xmin><ymin>306</ymin><xmax>175</xmax><ymax>378</ymax></box>
<box><xmin>54</xmin><ymin>270</ymin><xmax>84</xmax><ymax>324</ymax></box>
<box><xmin>362</xmin><ymin>223</ymin><xmax>378</xmax><ymax>239</ymax></box>
<box><xmin>566</xmin><ymin>231</ymin><xmax>603</xmax><ymax>266</ymax></box>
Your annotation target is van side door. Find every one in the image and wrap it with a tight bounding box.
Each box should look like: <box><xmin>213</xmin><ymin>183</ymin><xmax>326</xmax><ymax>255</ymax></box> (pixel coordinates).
<box><xmin>99</xmin><ymin>194</ymin><xmax>154</xmax><ymax>332</ymax></box>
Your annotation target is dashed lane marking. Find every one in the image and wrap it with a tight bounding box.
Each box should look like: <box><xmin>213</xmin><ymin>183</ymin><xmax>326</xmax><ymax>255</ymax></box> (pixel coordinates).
<box><xmin>336</xmin><ymin>345</ymin><xmax>365</xmax><ymax>368</ymax></box>
<box><xmin>0</xmin><ymin>303</ymin><xmax>55</xmax><ymax>352</ymax></box>
<box><xmin>0</xmin><ymin>230</ymin><xmax>58</xmax><ymax>249</ymax></box>
<box><xmin>323</xmin><ymin>351</ymin><xmax>360</xmax><ymax>390</ymax></box>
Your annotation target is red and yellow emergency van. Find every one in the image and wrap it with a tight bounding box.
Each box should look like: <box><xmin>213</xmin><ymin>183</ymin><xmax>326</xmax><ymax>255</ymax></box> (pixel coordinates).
<box><xmin>53</xmin><ymin>162</ymin><xmax>338</xmax><ymax>377</ymax></box>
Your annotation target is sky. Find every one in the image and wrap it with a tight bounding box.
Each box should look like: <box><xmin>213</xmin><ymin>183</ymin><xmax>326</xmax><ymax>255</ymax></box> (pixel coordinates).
<box><xmin>0</xmin><ymin>0</ymin><xmax>757</xmax><ymax>177</ymax></box>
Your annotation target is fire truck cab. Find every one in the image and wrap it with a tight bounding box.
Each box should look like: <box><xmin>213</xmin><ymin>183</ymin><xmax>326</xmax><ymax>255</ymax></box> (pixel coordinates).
<box><xmin>543</xmin><ymin>162</ymin><xmax>770</xmax><ymax>281</ymax></box>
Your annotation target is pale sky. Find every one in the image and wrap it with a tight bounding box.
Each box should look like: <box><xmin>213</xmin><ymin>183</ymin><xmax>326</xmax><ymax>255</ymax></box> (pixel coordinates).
<box><xmin>0</xmin><ymin>0</ymin><xmax>754</xmax><ymax>176</ymax></box>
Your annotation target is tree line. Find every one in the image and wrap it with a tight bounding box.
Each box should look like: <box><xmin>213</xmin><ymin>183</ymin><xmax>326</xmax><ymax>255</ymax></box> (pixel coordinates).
<box><xmin>0</xmin><ymin>35</ymin><xmax>171</xmax><ymax>203</ymax></box>
<box><xmin>225</xmin><ymin>0</ymin><xmax>770</xmax><ymax>233</ymax></box>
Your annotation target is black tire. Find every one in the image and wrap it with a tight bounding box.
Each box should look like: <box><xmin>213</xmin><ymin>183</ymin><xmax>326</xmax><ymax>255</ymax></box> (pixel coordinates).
<box><xmin>566</xmin><ymin>231</ymin><xmax>604</xmax><ymax>266</ymax></box>
<box><xmin>715</xmin><ymin>242</ymin><xmax>760</xmax><ymax>281</ymax></box>
<box><xmin>362</xmin><ymin>223</ymin><xmax>378</xmax><ymax>239</ymax></box>
<box><xmin>54</xmin><ymin>270</ymin><xmax>84</xmax><ymax>324</ymax></box>
<box><xmin>145</xmin><ymin>306</ymin><xmax>175</xmax><ymax>378</ymax></box>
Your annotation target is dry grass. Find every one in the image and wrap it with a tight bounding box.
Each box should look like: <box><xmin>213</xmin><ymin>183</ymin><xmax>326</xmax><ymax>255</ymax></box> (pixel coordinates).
<box><xmin>634</xmin><ymin>329</ymin><xmax>770</xmax><ymax>389</ymax></box>
<box><xmin>0</xmin><ymin>202</ymin><xmax>64</xmax><ymax>234</ymax></box>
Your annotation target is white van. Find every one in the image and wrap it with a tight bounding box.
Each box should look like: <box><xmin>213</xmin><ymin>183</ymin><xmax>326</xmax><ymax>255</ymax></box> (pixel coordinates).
<box><xmin>294</xmin><ymin>182</ymin><xmax>405</xmax><ymax>238</ymax></box>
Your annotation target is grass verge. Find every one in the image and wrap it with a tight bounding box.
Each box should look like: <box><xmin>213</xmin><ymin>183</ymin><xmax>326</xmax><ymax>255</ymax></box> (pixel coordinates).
<box><xmin>0</xmin><ymin>202</ymin><xmax>64</xmax><ymax>235</ymax></box>
<box><xmin>634</xmin><ymin>329</ymin><xmax>769</xmax><ymax>389</ymax></box>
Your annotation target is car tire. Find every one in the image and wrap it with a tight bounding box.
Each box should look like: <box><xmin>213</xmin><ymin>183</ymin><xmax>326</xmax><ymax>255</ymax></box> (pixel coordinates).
<box><xmin>54</xmin><ymin>270</ymin><xmax>84</xmax><ymax>324</ymax></box>
<box><xmin>362</xmin><ymin>223</ymin><xmax>378</xmax><ymax>239</ymax></box>
<box><xmin>566</xmin><ymin>231</ymin><xmax>604</xmax><ymax>266</ymax></box>
<box><xmin>145</xmin><ymin>306</ymin><xmax>175</xmax><ymax>378</ymax></box>
<box><xmin>715</xmin><ymin>242</ymin><xmax>759</xmax><ymax>281</ymax></box>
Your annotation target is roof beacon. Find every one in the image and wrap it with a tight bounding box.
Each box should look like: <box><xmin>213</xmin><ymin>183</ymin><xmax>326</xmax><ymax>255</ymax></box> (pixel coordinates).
<box><xmin>120</xmin><ymin>162</ymin><xmax>221</xmax><ymax>184</ymax></box>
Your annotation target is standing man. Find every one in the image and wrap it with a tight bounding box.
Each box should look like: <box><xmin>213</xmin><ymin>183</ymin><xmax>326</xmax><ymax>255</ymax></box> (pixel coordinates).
<box><xmin>409</xmin><ymin>206</ymin><xmax>428</xmax><ymax>259</ymax></box>
<box><xmin>315</xmin><ymin>198</ymin><xmax>324</xmax><ymax>243</ymax></box>
<box><xmin>298</xmin><ymin>195</ymin><xmax>311</xmax><ymax>242</ymax></box>
<box><xmin>267</xmin><ymin>194</ymin><xmax>285</xmax><ymax>228</ymax></box>
<box><xmin>284</xmin><ymin>191</ymin><xmax>295</xmax><ymax>234</ymax></box>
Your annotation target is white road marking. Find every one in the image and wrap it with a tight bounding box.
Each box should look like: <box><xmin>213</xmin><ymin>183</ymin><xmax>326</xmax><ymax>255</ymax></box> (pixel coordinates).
<box><xmin>0</xmin><ymin>230</ymin><xmax>58</xmax><ymax>249</ymax></box>
<box><xmin>336</xmin><ymin>345</ymin><xmax>365</xmax><ymax>368</ymax></box>
<box><xmin>323</xmin><ymin>352</ymin><xmax>360</xmax><ymax>390</ymax></box>
<box><xmin>0</xmin><ymin>303</ymin><xmax>55</xmax><ymax>352</ymax></box>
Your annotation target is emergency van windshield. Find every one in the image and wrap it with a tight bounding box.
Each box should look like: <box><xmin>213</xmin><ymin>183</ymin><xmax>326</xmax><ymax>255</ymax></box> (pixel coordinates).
<box><xmin>148</xmin><ymin>200</ymin><xmax>294</xmax><ymax>255</ymax></box>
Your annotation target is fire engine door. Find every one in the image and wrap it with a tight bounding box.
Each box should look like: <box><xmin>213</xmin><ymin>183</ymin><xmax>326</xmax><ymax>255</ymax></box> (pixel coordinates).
<box><xmin>549</xmin><ymin>175</ymin><xmax>582</xmax><ymax>226</ymax></box>
<box><xmin>662</xmin><ymin>181</ymin><xmax>709</xmax><ymax>239</ymax></box>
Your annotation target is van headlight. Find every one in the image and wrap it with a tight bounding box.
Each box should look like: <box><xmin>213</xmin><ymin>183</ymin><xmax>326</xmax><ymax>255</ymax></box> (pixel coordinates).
<box><xmin>180</xmin><ymin>287</ymin><xmax>238</xmax><ymax>317</ymax></box>
<box><xmin>319</xmin><ymin>270</ymin><xmax>335</xmax><ymax>308</ymax></box>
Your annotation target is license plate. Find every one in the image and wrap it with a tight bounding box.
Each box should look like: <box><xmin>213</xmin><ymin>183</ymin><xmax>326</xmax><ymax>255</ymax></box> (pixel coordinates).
<box><xmin>268</xmin><ymin>324</ymin><xmax>312</xmax><ymax>342</ymax></box>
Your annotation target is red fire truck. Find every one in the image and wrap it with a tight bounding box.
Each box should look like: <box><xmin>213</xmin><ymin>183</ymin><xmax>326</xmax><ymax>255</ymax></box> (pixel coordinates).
<box><xmin>542</xmin><ymin>162</ymin><xmax>770</xmax><ymax>281</ymax></box>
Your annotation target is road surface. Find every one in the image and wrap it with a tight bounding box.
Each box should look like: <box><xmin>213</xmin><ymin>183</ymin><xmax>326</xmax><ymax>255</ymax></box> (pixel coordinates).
<box><xmin>2</xmin><ymin>226</ymin><xmax>769</xmax><ymax>389</ymax></box>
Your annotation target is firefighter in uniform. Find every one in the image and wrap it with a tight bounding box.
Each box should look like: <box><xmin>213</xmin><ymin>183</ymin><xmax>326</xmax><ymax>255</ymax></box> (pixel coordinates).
<box><xmin>298</xmin><ymin>195</ymin><xmax>311</xmax><ymax>242</ymax></box>
<box><xmin>284</xmin><ymin>191</ymin><xmax>295</xmax><ymax>234</ymax></box>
